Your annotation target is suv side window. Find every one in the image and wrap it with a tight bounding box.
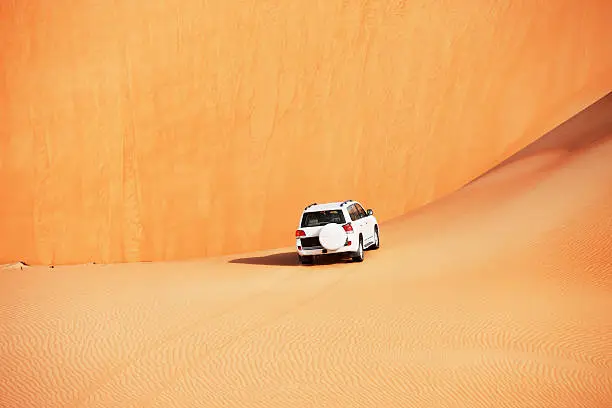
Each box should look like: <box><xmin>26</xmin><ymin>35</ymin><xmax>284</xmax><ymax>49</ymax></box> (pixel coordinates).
<box><xmin>347</xmin><ymin>205</ymin><xmax>359</xmax><ymax>221</ymax></box>
<box><xmin>355</xmin><ymin>203</ymin><xmax>367</xmax><ymax>218</ymax></box>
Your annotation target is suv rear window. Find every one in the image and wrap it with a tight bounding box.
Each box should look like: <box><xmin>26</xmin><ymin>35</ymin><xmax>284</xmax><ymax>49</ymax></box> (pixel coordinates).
<box><xmin>301</xmin><ymin>210</ymin><xmax>346</xmax><ymax>227</ymax></box>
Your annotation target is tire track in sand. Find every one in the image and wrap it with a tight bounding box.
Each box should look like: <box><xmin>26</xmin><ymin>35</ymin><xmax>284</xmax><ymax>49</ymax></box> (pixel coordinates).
<box><xmin>68</xmin><ymin>265</ymin><xmax>348</xmax><ymax>407</ymax></box>
<box><xmin>73</xmin><ymin>266</ymin><xmax>350</xmax><ymax>407</ymax></box>
<box><xmin>66</xmin><ymin>265</ymin><xmax>311</xmax><ymax>407</ymax></box>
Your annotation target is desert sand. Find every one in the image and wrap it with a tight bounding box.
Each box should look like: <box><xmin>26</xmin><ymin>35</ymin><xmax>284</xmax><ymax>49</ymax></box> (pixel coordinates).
<box><xmin>1</xmin><ymin>93</ymin><xmax>611</xmax><ymax>407</ymax></box>
<box><xmin>1</xmin><ymin>0</ymin><xmax>612</xmax><ymax>265</ymax></box>
<box><xmin>2</xmin><ymin>1</ymin><xmax>612</xmax><ymax>407</ymax></box>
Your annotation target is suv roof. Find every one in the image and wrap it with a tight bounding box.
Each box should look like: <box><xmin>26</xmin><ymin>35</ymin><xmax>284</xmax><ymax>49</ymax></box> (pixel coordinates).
<box><xmin>303</xmin><ymin>200</ymin><xmax>355</xmax><ymax>212</ymax></box>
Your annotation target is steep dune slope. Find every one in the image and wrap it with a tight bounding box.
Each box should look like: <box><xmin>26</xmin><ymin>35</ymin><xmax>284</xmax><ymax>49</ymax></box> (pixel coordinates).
<box><xmin>1</xmin><ymin>0</ymin><xmax>611</xmax><ymax>265</ymax></box>
<box><xmin>1</xmin><ymin>92</ymin><xmax>611</xmax><ymax>408</ymax></box>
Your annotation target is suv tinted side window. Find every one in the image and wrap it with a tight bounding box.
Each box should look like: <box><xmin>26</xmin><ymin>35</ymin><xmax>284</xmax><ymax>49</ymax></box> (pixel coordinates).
<box><xmin>347</xmin><ymin>205</ymin><xmax>359</xmax><ymax>221</ymax></box>
<box><xmin>355</xmin><ymin>203</ymin><xmax>367</xmax><ymax>218</ymax></box>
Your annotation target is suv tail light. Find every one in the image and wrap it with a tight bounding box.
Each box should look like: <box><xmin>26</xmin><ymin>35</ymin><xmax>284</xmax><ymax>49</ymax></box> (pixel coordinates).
<box><xmin>342</xmin><ymin>223</ymin><xmax>354</xmax><ymax>233</ymax></box>
<box><xmin>295</xmin><ymin>229</ymin><xmax>306</xmax><ymax>238</ymax></box>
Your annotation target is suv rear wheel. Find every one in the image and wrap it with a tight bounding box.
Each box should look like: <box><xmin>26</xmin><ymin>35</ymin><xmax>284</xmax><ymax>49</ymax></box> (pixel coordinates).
<box><xmin>298</xmin><ymin>255</ymin><xmax>314</xmax><ymax>265</ymax></box>
<box><xmin>352</xmin><ymin>236</ymin><xmax>364</xmax><ymax>262</ymax></box>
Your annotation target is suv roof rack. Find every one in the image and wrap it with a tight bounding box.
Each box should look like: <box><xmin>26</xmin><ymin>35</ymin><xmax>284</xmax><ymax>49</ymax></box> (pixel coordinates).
<box><xmin>304</xmin><ymin>202</ymin><xmax>318</xmax><ymax>210</ymax></box>
<box><xmin>340</xmin><ymin>199</ymin><xmax>353</xmax><ymax>207</ymax></box>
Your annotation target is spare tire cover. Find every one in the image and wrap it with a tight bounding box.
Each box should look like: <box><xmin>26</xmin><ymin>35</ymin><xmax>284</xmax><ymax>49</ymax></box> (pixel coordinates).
<box><xmin>319</xmin><ymin>223</ymin><xmax>346</xmax><ymax>250</ymax></box>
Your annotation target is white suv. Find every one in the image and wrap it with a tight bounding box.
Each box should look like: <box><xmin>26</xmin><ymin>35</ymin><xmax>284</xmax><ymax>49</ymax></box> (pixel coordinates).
<box><xmin>295</xmin><ymin>200</ymin><xmax>380</xmax><ymax>264</ymax></box>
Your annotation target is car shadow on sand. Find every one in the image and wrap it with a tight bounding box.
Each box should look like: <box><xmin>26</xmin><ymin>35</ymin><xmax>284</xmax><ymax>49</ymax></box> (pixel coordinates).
<box><xmin>228</xmin><ymin>251</ymin><xmax>353</xmax><ymax>267</ymax></box>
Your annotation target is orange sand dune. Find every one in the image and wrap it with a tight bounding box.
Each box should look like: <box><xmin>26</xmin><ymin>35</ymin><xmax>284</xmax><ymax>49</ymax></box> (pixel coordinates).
<box><xmin>1</xmin><ymin>1</ymin><xmax>612</xmax><ymax>265</ymax></box>
<box><xmin>1</xmin><ymin>93</ymin><xmax>611</xmax><ymax>407</ymax></box>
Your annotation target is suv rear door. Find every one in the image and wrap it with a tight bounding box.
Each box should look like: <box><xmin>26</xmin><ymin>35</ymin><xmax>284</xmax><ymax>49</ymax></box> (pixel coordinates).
<box><xmin>298</xmin><ymin>209</ymin><xmax>347</xmax><ymax>249</ymax></box>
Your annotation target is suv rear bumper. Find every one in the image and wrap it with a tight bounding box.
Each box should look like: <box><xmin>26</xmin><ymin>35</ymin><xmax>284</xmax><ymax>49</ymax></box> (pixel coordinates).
<box><xmin>296</xmin><ymin>238</ymin><xmax>359</xmax><ymax>256</ymax></box>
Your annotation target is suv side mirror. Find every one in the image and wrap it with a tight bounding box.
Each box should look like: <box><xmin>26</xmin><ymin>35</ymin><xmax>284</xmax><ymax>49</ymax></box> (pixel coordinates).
<box><xmin>367</xmin><ymin>209</ymin><xmax>373</xmax><ymax>216</ymax></box>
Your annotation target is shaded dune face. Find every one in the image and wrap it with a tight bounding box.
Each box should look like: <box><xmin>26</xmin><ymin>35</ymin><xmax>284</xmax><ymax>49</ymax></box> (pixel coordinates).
<box><xmin>0</xmin><ymin>93</ymin><xmax>610</xmax><ymax>408</ymax></box>
<box><xmin>469</xmin><ymin>91</ymin><xmax>612</xmax><ymax>186</ymax></box>
<box><xmin>1</xmin><ymin>1</ymin><xmax>612</xmax><ymax>265</ymax></box>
